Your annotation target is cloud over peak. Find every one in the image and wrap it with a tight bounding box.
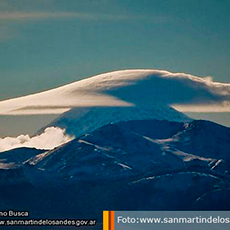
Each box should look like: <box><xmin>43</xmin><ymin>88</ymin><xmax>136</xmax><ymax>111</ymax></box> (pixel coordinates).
<box><xmin>0</xmin><ymin>69</ymin><xmax>229</xmax><ymax>115</ymax></box>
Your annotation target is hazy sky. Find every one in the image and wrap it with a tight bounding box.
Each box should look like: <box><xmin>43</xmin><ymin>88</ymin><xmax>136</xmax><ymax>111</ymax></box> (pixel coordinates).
<box><xmin>0</xmin><ymin>0</ymin><xmax>229</xmax><ymax>136</ymax></box>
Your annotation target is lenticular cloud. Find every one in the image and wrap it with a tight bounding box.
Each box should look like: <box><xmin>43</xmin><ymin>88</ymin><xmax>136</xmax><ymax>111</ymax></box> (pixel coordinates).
<box><xmin>0</xmin><ymin>127</ymin><xmax>74</xmax><ymax>152</ymax></box>
<box><xmin>0</xmin><ymin>69</ymin><xmax>229</xmax><ymax>115</ymax></box>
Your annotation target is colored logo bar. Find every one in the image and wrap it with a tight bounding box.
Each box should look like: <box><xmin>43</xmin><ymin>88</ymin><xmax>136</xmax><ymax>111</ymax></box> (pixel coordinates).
<box><xmin>103</xmin><ymin>211</ymin><xmax>115</xmax><ymax>230</ymax></box>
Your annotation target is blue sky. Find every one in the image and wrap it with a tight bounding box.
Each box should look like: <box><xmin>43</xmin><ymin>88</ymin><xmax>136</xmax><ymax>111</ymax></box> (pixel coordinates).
<box><xmin>0</xmin><ymin>0</ymin><xmax>230</xmax><ymax>135</ymax></box>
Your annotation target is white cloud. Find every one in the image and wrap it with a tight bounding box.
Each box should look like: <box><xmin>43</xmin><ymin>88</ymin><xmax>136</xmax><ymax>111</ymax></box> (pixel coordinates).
<box><xmin>0</xmin><ymin>127</ymin><xmax>74</xmax><ymax>152</ymax></box>
<box><xmin>0</xmin><ymin>69</ymin><xmax>230</xmax><ymax>115</ymax></box>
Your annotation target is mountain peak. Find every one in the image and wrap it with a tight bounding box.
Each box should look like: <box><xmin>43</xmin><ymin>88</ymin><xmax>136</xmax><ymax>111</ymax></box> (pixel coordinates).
<box><xmin>38</xmin><ymin>105</ymin><xmax>191</xmax><ymax>137</ymax></box>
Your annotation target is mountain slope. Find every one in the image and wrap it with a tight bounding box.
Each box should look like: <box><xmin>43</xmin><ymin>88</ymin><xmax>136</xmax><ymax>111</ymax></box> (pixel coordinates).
<box><xmin>1</xmin><ymin>119</ymin><xmax>230</xmax><ymax>222</ymax></box>
<box><xmin>31</xmin><ymin>119</ymin><xmax>230</xmax><ymax>180</ymax></box>
<box><xmin>166</xmin><ymin>120</ymin><xmax>230</xmax><ymax>160</ymax></box>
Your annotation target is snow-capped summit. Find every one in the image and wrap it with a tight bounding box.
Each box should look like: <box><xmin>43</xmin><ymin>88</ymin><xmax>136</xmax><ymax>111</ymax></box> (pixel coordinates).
<box><xmin>39</xmin><ymin>105</ymin><xmax>190</xmax><ymax>137</ymax></box>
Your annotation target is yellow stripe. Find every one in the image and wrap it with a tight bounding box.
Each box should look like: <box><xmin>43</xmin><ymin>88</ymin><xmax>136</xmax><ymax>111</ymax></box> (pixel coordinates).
<box><xmin>103</xmin><ymin>211</ymin><xmax>109</xmax><ymax>230</ymax></box>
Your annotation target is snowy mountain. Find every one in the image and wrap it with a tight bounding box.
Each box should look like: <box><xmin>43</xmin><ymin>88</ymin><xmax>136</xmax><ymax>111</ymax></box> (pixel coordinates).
<box><xmin>0</xmin><ymin>69</ymin><xmax>230</xmax><ymax>228</ymax></box>
<box><xmin>38</xmin><ymin>105</ymin><xmax>190</xmax><ymax>137</ymax></box>
<box><xmin>1</xmin><ymin>68</ymin><xmax>229</xmax><ymax>150</ymax></box>
<box><xmin>0</xmin><ymin>119</ymin><xmax>230</xmax><ymax>221</ymax></box>
<box><xmin>30</xmin><ymin>119</ymin><xmax>230</xmax><ymax>181</ymax></box>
